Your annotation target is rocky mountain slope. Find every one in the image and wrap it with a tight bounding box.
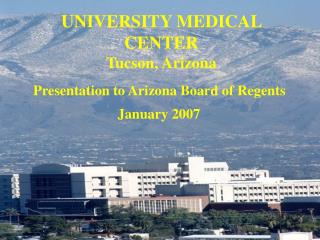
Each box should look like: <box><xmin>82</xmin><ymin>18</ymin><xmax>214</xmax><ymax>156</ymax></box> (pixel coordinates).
<box><xmin>0</xmin><ymin>15</ymin><xmax>320</xmax><ymax>136</ymax></box>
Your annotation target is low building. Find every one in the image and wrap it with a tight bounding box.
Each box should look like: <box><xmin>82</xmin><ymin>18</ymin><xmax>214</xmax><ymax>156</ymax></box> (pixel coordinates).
<box><xmin>25</xmin><ymin>198</ymin><xmax>108</xmax><ymax>217</ymax></box>
<box><xmin>25</xmin><ymin>195</ymin><xmax>208</xmax><ymax>216</ymax></box>
<box><xmin>179</xmin><ymin>235</ymin><xmax>272</xmax><ymax>239</ymax></box>
<box><xmin>281</xmin><ymin>197</ymin><xmax>320</xmax><ymax>215</ymax></box>
<box><xmin>179</xmin><ymin>232</ymin><xmax>320</xmax><ymax>240</ymax></box>
<box><xmin>203</xmin><ymin>202</ymin><xmax>280</xmax><ymax>213</ymax></box>
<box><xmin>122</xmin><ymin>233</ymin><xmax>150</xmax><ymax>240</ymax></box>
<box><xmin>109</xmin><ymin>195</ymin><xmax>209</xmax><ymax>214</ymax></box>
<box><xmin>278</xmin><ymin>232</ymin><xmax>313</xmax><ymax>240</ymax></box>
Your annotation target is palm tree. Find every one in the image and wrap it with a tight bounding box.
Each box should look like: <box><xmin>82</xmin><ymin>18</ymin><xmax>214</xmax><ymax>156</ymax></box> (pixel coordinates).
<box><xmin>102</xmin><ymin>219</ymin><xmax>117</xmax><ymax>236</ymax></box>
<box><xmin>4</xmin><ymin>208</ymin><xmax>19</xmax><ymax>224</ymax></box>
<box><xmin>307</xmin><ymin>208</ymin><xmax>315</xmax><ymax>223</ymax></box>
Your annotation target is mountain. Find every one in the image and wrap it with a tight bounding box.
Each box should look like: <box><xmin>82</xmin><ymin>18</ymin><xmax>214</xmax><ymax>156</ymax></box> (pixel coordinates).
<box><xmin>0</xmin><ymin>14</ymin><xmax>320</xmax><ymax>136</ymax></box>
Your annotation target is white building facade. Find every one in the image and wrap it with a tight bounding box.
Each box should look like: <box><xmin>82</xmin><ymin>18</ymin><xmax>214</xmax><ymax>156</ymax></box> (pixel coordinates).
<box><xmin>19</xmin><ymin>156</ymin><xmax>320</xmax><ymax>212</ymax></box>
<box><xmin>156</xmin><ymin>156</ymin><xmax>320</xmax><ymax>204</ymax></box>
<box><xmin>19</xmin><ymin>162</ymin><xmax>180</xmax><ymax>212</ymax></box>
<box><xmin>207</xmin><ymin>178</ymin><xmax>320</xmax><ymax>203</ymax></box>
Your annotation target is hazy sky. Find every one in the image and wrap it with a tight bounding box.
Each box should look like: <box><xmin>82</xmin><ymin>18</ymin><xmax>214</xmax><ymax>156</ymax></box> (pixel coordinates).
<box><xmin>1</xmin><ymin>0</ymin><xmax>320</xmax><ymax>29</ymax></box>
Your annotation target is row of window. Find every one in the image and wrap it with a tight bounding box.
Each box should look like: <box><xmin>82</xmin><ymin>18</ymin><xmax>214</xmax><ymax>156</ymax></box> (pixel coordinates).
<box><xmin>231</xmin><ymin>173</ymin><xmax>256</xmax><ymax>178</ymax></box>
<box><xmin>235</xmin><ymin>191</ymin><xmax>320</xmax><ymax>197</ymax></box>
<box><xmin>138</xmin><ymin>188</ymin><xmax>156</xmax><ymax>191</ymax></box>
<box><xmin>234</xmin><ymin>185</ymin><xmax>320</xmax><ymax>191</ymax></box>
<box><xmin>235</xmin><ymin>199</ymin><xmax>265</xmax><ymax>203</ymax></box>
<box><xmin>234</xmin><ymin>192</ymin><xmax>320</xmax><ymax>202</ymax></box>
<box><xmin>204</xmin><ymin>168</ymin><xmax>224</xmax><ymax>172</ymax></box>
<box><xmin>138</xmin><ymin>181</ymin><xmax>175</xmax><ymax>185</ymax></box>
<box><xmin>137</xmin><ymin>175</ymin><xmax>175</xmax><ymax>179</ymax></box>
<box><xmin>132</xmin><ymin>200</ymin><xmax>178</xmax><ymax>213</ymax></box>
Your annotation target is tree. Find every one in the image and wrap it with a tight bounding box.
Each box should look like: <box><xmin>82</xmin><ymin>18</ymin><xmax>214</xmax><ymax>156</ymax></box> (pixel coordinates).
<box><xmin>150</xmin><ymin>224</ymin><xmax>175</xmax><ymax>238</ymax></box>
<box><xmin>158</xmin><ymin>208</ymin><xmax>203</xmax><ymax>236</ymax></box>
<box><xmin>131</xmin><ymin>235</ymin><xmax>143</xmax><ymax>240</ymax></box>
<box><xmin>130</xmin><ymin>210</ymin><xmax>154</xmax><ymax>232</ymax></box>
<box><xmin>23</xmin><ymin>216</ymin><xmax>71</xmax><ymax>239</ymax></box>
<box><xmin>0</xmin><ymin>223</ymin><xmax>18</xmax><ymax>240</ymax></box>
<box><xmin>2</xmin><ymin>209</ymin><xmax>19</xmax><ymax>224</ymax></box>
<box><xmin>101</xmin><ymin>219</ymin><xmax>119</xmax><ymax>235</ymax></box>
